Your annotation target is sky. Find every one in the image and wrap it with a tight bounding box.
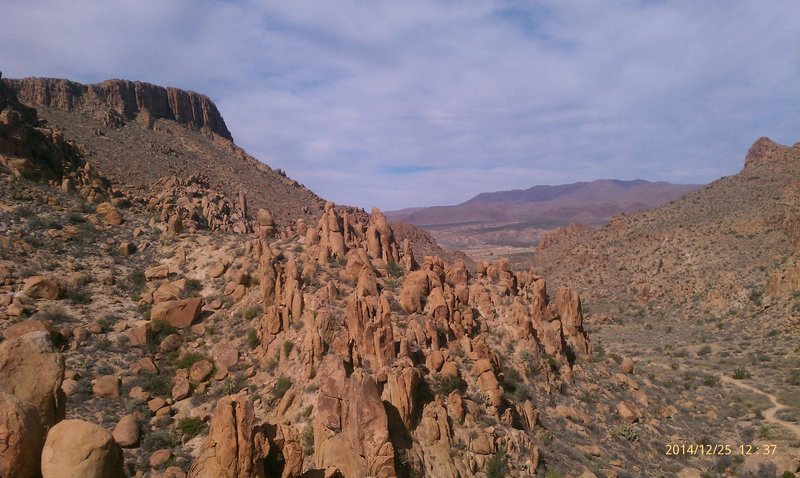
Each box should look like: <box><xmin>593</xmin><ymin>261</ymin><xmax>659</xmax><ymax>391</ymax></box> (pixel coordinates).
<box><xmin>1</xmin><ymin>1</ymin><xmax>798</xmax><ymax>210</ymax></box>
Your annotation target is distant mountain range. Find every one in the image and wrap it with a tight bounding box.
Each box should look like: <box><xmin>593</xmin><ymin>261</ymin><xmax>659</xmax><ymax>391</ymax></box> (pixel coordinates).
<box><xmin>387</xmin><ymin>179</ymin><xmax>703</xmax><ymax>227</ymax></box>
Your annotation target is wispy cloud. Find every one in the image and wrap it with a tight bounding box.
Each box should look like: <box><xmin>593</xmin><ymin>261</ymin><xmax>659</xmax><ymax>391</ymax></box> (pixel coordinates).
<box><xmin>1</xmin><ymin>0</ymin><xmax>797</xmax><ymax>209</ymax></box>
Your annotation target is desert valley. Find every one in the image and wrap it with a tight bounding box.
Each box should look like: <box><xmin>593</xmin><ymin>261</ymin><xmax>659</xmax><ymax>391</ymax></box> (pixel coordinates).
<box><xmin>0</xmin><ymin>71</ymin><xmax>798</xmax><ymax>478</ymax></box>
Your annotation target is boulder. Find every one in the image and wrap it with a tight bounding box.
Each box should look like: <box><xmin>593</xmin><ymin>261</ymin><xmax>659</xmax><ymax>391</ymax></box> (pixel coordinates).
<box><xmin>0</xmin><ymin>391</ymin><xmax>44</xmax><ymax>478</ymax></box>
<box><xmin>21</xmin><ymin>276</ymin><xmax>60</xmax><ymax>300</ymax></box>
<box><xmin>112</xmin><ymin>414</ymin><xmax>140</xmax><ymax>448</ymax></box>
<box><xmin>96</xmin><ymin>202</ymin><xmax>123</xmax><ymax>225</ymax></box>
<box><xmin>40</xmin><ymin>419</ymin><xmax>125</xmax><ymax>478</ymax></box>
<box><xmin>187</xmin><ymin>395</ymin><xmax>269</xmax><ymax>478</ymax></box>
<box><xmin>151</xmin><ymin>297</ymin><xmax>203</xmax><ymax>329</ymax></box>
<box><xmin>0</xmin><ymin>332</ymin><xmax>65</xmax><ymax>430</ymax></box>
<box><xmin>92</xmin><ymin>375</ymin><xmax>120</xmax><ymax>399</ymax></box>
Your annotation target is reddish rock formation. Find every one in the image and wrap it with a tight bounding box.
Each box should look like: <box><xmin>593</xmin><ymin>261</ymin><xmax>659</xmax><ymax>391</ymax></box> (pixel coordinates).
<box><xmin>187</xmin><ymin>395</ymin><xmax>270</xmax><ymax>478</ymax></box>
<box><xmin>7</xmin><ymin>77</ymin><xmax>232</xmax><ymax>139</ymax></box>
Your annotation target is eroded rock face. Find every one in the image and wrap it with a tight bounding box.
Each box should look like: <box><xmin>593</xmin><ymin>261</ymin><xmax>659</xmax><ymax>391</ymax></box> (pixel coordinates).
<box><xmin>187</xmin><ymin>395</ymin><xmax>270</xmax><ymax>478</ymax></box>
<box><xmin>314</xmin><ymin>356</ymin><xmax>396</xmax><ymax>478</ymax></box>
<box><xmin>8</xmin><ymin>77</ymin><xmax>232</xmax><ymax>139</ymax></box>
<box><xmin>0</xmin><ymin>391</ymin><xmax>44</xmax><ymax>478</ymax></box>
<box><xmin>40</xmin><ymin>419</ymin><xmax>125</xmax><ymax>478</ymax></box>
<box><xmin>0</xmin><ymin>332</ymin><xmax>65</xmax><ymax>431</ymax></box>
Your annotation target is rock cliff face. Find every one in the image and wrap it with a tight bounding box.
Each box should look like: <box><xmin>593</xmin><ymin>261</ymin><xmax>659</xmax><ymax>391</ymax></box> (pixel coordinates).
<box><xmin>5</xmin><ymin>77</ymin><xmax>232</xmax><ymax>140</ymax></box>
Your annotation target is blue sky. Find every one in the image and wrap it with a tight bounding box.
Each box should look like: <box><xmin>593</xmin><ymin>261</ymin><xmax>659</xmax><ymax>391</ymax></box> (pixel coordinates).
<box><xmin>1</xmin><ymin>0</ymin><xmax>798</xmax><ymax>210</ymax></box>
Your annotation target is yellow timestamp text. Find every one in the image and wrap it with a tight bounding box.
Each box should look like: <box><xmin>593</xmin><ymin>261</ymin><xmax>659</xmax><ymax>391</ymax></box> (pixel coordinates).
<box><xmin>665</xmin><ymin>444</ymin><xmax>777</xmax><ymax>456</ymax></box>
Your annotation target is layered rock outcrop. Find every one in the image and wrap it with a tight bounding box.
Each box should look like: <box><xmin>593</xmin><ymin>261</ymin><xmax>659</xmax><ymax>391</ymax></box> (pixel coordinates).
<box><xmin>6</xmin><ymin>77</ymin><xmax>232</xmax><ymax>139</ymax></box>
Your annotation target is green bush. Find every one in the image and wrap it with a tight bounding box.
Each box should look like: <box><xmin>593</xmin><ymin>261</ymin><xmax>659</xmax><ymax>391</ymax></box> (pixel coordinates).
<box><xmin>432</xmin><ymin>375</ymin><xmax>464</xmax><ymax>396</ymax></box>
<box><xmin>272</xmin><ymin>377</ymin><xmax>292</xmax><ymax>399</ymax></box>
<box><xmin>732</xmin><ymin>368</ymin><xmax>751</xmax><ymax>380</ymax></box>
<box><xmin>283</xmin><ymin>340</ymin><xmax>294</xmax><ymax>357</ymax></box>
<box><xmin>486</xmin><ymin>452</ymin><xmax>507</xmax><ymax>478</ymax></box>
<box><xmin>177</xmin><ymin>417</ymin><xmax>207</xmax><ymax>439</ymax></box>
<box><xmin>386</xmin><ymin>261</ymin><xmax>404</xmax><ymax>278</ymax></box>
<box><xmin>244</xmin><ymin>306</ymin><xmax>261</xmax><ymax>321</ymax></box>
<box><xmin>247</xmin><ymin>329</ymin><xmax>259</xmax><ymax>350</ymax></box>
<box><xmin>174</xmin><ymin>352</ymin><xmax>210</xmax><ymax>371</ymax></box>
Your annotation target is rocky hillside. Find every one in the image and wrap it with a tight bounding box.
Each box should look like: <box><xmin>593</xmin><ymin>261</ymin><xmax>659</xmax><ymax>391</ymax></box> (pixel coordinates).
<box><xmin>1</xmin><ymin>74</ymin><xmax>776</xmax><ymax>477</ymax></box>
<box><xmin>534</xmin><ymin>138</ymin><xmax>800</xmax><ymax>477</ymax></box>
<box><xmin>3</xmin><ymin>76</ymin><xmax>329</xmax><ymax>227</ymax></box>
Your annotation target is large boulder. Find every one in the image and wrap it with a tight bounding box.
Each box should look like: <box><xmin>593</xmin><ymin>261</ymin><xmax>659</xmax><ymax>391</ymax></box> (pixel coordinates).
<box><xmin>21</xmin><ymin>276</ymin><xmax>60</xmax><ymax>300</ymax></box>
<box><xmin>314</xmin><ymin>356</ymin><xmax>396</xmax><ymax>478</ymax></box>
<box><xmin>0</xmin><ymin>332</ymin><xmax>65</xmax><ymax>430</ymax></box>
<box><xmin>151</xmin><ymin>297</ymin><xmax>203</xmax><ymax>329</ymax></box>
<box><xmin>0</xmin><ymin>391</ymin><xmax>44</xmax><ymax>478</ymax></box>
<box><xmin>40</xmin><ymin>419</ymin><xmax>125</xmax><ymax>478</ymax></box>
<box><xmin>187</xmin><ymin>395</ymin><xmax>270</xmax><ymax>478</ymax></box>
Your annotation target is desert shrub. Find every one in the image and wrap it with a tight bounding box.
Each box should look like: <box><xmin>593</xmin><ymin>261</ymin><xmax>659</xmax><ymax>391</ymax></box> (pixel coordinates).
<box><xmin>36</xmin><ymin>306</ymin><xmax>73</xmax><ymax>323</ymax></box>
<box><xmin>749</xmin><ymin>288</ymin><xmax>762</xmax><ymax>306</ymax></box>
<box><xmin>174</xmin><ymin>352</ymin><xmax>210</xmax><ymax>370</ymax></box>
<box><xmin>616</xmin><ymin>423</ymin><xmax>639</xmax><ymax>441</ymax></box>
<box><xmin>247</xmin><ymin>329</ymin><xmax>259</xmax><ymax>349</ymax></box>
<box><xmin>697</xmin><ymin>345</ymin><xmax>712</xmax><ymax>356</ymax></box>
<box><xmin>94</xmin><ymin>338</ymin><xmax>113</xmax><ymax>352</ymax></box>
<box><xmin>732</xmin><ymin>368</ymin><xmax>751</xmax><ymax>380</ymax></box>
<box><xmin>432</xmin><ymin>375</ymin><xmax>464</xmax><ymax>396</ymax></box>
<box><xmin>127</xmin><ymin>269</ymin><xmax>147</xmax><ymax>290</ymax></box>
<box><xmin>386</xmin><ymin>261</ymin><xmax>404</xmax><ymax>278</ymax></box>
<box><xmin>485</xmin><ymin>452</ymin><xmax>507</xmax><ymax>478</ymax></box>
<box><xmin>65</xmin><ymin>287</ymin><xmax>92</xmax><ymax>305</ymax></box>
<box><xmin>272</xmin><ymin>377</ymin><xmax>292</xmax><ymax>399</ymax></box>
<box><xmin>141</xmin><ymin>372</ymin><xmax>171</xmax><ymax>397</ymax></box>
<box><xmin>283</xmin><ymin>340</ymin><xmax>294</xmax><ymax>357</ymax></box>
<box><xmin>301</xmin><ymin>426</ymin><xmax>314</xmax><ymax>456</ymax></box>
<box><xmin>788</xmin><ymin>369</ymin><xmax>800</xmax><ymax>386</ymax></box>
<box><xmin>142</xmin><ymin>430</ymin><xmax>179</xmax><ymax>451</ymax></box>
<box><xmin>184</xmin><ymin>278</ymin><xmax>202</xmax><ymax>297</ymax></box>
<box><xmin>244</xmin><ymin>306</ymin><xmax>261</xmax><ymax>321</ymax></box>
<box><xmin>177</xmin><ymin>417</ymin><xmax>207</xmax><ymax>440</ymax></box>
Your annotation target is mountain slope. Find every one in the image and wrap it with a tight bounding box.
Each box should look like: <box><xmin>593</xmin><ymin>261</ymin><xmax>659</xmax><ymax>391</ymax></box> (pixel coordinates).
<box><xmin>388</xmin><ymin>179</ymin><xmax>701</xmax><ymax>227</ymax></box>
<box><xmin>3</xmin><ymin>76</ymin><xmax>329</xmax><ymax>227</ymax></box>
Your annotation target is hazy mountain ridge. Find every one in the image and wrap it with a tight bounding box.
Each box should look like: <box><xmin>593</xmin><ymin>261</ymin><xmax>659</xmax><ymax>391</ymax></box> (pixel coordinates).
<box><xmin>388</xmin><ymin>179</ymin><xmax>702</xmax><ymax>227</ymax></box>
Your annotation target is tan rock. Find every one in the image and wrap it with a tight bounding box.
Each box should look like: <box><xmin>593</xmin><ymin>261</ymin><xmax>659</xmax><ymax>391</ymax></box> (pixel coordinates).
<box><xmin>150</xmin><ymin>449</ymin><xmax>173</xmax><ymax>468</ymax></box>
<box><xmin>314</xmin><ymin>356</ymin><xmax>395</xmax><ymax>478</ymax></box>
<box><xmin>151</xmin><ymin>297</ymin><xmax>203</xmax><ymax>329</ymax></box>
<box><xmin>187</xmin><ymin>395</ymin><xmax>269</xmax><ymax>478</ymax></box>
<box><xmin>96</xmin><ymin>202</ymin><xmax>123</xmax><ymax>225</ymax></box>
<box><xmin>21</xmin><ymin>276</ymin><xmax>60</xmax><ymax>300</ymax></box>
<box><xmin>3</xmin><ymin>319</ymin><xmax>55</xmax><ymax>341</ymax></box>
<box><xmin>118</xmin><ymin>241</ymin><xmax>136</xmax><ymax>256</ymax></box>
<box><xmin>92</xmin><ymin>375</ymin><xmax>120</xmax><ymax>399</ymax></box>
<box><xmin>145</xmin><ymin>264</ymin><xmax>171</xmax><ymax>280</ymax></box>
<box><xmin>172</xmin><ymin>376</ymin><xmax>191</xmax><ymax>401</ymax></box>
<box><xmin>621</xmin><ymin>357</ymin><xmax>634</xmax><ymax>374</ymax></box>
<box><xmin>189</xmin><ymin>360</ymin><xmax>214</xmax><ymax>382</ymax></box>
<box><xmin>212</xmin><ymin>340</ymin><xmax>239</xmax><ymax>368</ymax></box>
<box><xmin>41</xmin><ymin>419</ymin><xmax>125</xmax><ymax>478</ymax></box>
<box><xmin>616</xmin><ymin>401</ymin><xmax>642</xmax><ymax>422</ymax></box>
<box><xmin>0</xmin><ymin>332</ymin><xmax>65</xmax><ymax>430</ymax></box>
<box><xmin>0</xmin><ymin>391</ymin><xmax>44</xmax><ymax>478</ymax></box>
<box><xmin>112</xmin><ymin>414</ymin><xmax>140</xmax><ymax>448</ymax></box>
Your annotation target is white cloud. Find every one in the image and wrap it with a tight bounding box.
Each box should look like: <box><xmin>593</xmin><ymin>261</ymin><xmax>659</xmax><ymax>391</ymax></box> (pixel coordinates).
<box><xmin>1</xmin><ymin>0</ymin><xmax>798</xmax><ymax>209</ymax></box>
